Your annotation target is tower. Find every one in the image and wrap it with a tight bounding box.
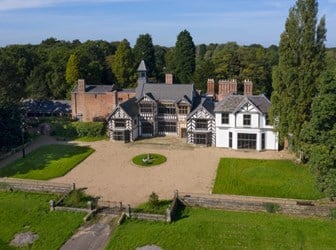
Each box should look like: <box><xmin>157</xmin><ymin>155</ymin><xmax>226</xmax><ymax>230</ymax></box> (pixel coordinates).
<box><xmin>137</xmin><ymin>60</ymin><xmax>147</xmax><ymax>84</ymax></box>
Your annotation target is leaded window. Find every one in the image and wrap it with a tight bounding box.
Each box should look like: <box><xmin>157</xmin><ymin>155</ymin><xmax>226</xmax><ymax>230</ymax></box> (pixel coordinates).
<box><xmin>195</xmin><ymin>119</ymin><xmax>208</xmax><ymax>130</ymax></box>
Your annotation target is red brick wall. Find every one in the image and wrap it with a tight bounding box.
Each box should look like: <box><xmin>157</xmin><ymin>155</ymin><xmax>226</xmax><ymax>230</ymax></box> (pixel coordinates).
<box><xmin>71</xmin><ymin>90</ymin><xmax>135</xmax><ymax>121</ymax></box>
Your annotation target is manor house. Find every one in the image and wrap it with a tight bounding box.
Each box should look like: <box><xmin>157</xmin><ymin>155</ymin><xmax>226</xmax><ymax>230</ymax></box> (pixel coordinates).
<box><xmin>71</xmin><ymin>60</ymin><xmax>278</xmax><ymax>150</ymax></box>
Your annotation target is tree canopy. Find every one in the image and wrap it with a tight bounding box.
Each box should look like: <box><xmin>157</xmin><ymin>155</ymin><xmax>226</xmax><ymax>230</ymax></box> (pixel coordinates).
<box><xmin>270</xmin><ymin>0</ymin><xmax>326</xmax><ymax>149</ymax></box>
<box><xmin>111</xmin><ymin>39</ymin><xmax>135</xmax><ymax>87</ymax></box>
<box><xmin>174</xmin><ymin>30</ymin><xmax>196</xmax><ymax>83</ymax></box>
<box><xmin>133</xmin><ymin>34</ymin><xmax>156</xmax><ymax>77</ymax></box>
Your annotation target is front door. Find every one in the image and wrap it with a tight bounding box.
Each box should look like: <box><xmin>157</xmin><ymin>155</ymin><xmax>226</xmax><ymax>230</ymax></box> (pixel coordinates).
<box><xmin>181</xmin><ymin>128</ymin><xmax>187</xmax><ymax>138</ymax></box>
<box><xmin>141</xmin><ymin>121</ymin><xmax>153</xmax><ymax>136</ymax></box>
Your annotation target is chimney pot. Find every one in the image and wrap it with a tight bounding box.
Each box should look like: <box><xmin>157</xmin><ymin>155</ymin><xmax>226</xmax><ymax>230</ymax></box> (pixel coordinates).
<box><xmin>78</xmin><ymin>79</ymin><xmax>86</xmax><ymax>92</ymax></box>
<box><xmin>244</xmin><ymin>80</ymin><xmax>253</xmax><ymax>96</ymax></box>
<box><xmin>165</xmin><ymin>74</ymin><xmax>173</xmax><ymax>84</ymax></box>
<box><xmin>206</xmin><ymin>78</ymin><xmax>215</xmax><ymax>96</ymax></box>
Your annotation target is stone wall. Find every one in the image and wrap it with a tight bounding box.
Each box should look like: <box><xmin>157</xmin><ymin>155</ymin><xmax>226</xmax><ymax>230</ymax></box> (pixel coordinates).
<box><xmin>131</xmin><ymin>212</ymin><xmax>166</xmax><ymax>222</ymax></box>
<box><xmin>0</xmin><ymin>177</ymin><xmax>73</xmax><ymax>194</ymax></box>
<box><xmin>179</xmin><ymin>193</ymin><xmax>334</xmax><ymax>218</ymax></box>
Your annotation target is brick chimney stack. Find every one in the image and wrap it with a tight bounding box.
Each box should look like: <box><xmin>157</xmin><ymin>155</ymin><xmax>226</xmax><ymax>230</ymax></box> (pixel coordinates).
<box><xmin>244</xmin><ymin>80</ymin><xmax>253</xmax><ymax>96</ymax></box>
<box><xmin>217</xmin><ymin>79</ymin><xmax>237</xmax><ymax>101</ymax></box>
<box><xmin>165</xmin><ymin>74</ymin><xmax>173</xmax><ymax>84</ymax></box>
<box><xmin>78</xmin><ymin>79</ymin><xmax>86</xmax><ymax>92</ymax></box>
<box><xmin>206</xmin><ymin>79</ymin><xmax>215</xmax><ymax>97</ymax></box>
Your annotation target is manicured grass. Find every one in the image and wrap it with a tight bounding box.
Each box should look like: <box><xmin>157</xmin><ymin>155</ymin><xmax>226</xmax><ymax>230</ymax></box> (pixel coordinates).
<box><xmin>75</xmin><ymin>135</ymin><xmax>109</xmax><ymax>142</ymax></box>
<box><xmin>212</xmin><ymin>158</ymin><xmax>323</xmax><ymax>199</ymax></box>
<box><xmin>134</xmin><ymin>200</ymin><xmax>172</xmax><ymax>214</ymax></box>
<box><xmin>107</xmin><ymin>207</ymin><xmax>336</xmax><ymax>250</ymax></box>
<box><xmin>132</xmin><ymin>153</ymin><xmax>167</xmax><ymax>167</ymax></box>
<box><xmin>0</xmin><ymin>191</ymin><xmax>84</xmax><ymax>250</ymax></box>
<box><xmin>0</xmin><ymin>144</ymin><xmax>94</xmax><ymax>180</ymax></box>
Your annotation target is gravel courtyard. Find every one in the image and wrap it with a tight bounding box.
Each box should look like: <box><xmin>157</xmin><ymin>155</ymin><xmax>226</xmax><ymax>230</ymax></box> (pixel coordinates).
<box><xmin>52</xmin><ymin>137</ymin><xmax>294</xmax><ymax>206</ymax></box>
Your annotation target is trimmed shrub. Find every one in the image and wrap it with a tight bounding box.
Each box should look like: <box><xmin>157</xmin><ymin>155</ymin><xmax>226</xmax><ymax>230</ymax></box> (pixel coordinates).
<box><xmin>148</xmin><ymin>192</ymin><xmax>160</xmax><ymax>208</ymax></box>
<box><xmin>73</xmin><ymin>122</ymin><xmax>105</xmax><ymax>137</ymax></box>
<box><xmin>263</xmin><ymin>202</ymin><xmax>280</xmax><ymax>213</ymax></box>
<box><xmin>50</xmin><ymin>120</ymin><xmax>77</xmax><ymax>138</ymax></box>
<box><xmin>329</xmin><ymin>208</ymin><xmax>336</xmax><ymax>220</ymax></box>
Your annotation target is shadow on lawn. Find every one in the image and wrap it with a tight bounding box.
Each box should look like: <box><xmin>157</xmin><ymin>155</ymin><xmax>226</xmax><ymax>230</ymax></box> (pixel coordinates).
<box><xmin>172</xmin><ymin>199</ymin><xmax>189</xmax><ymax>222</ymax></box>
<box><xmin>0</xmin><ymin>144</ymin><xmax>92</xmax><ymax>178</ymax></box>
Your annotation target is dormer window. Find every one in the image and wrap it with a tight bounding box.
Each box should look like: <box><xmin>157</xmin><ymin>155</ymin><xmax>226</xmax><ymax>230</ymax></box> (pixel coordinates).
<box><xmin>243</xmin><ymin>114</ymin><xmax>251</xmax><ymax>126</ymax></box>
<box><xmin>178</xmin><ymin>105</ymin><xmax>188</xmax><ymax>115</ymax></box>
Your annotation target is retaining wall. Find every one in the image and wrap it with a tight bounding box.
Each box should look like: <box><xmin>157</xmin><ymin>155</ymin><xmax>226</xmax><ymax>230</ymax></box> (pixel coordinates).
<box><xmin>179</xmin><ymin>193</ymin><xmax>334</xmax><ymax>218</ymax></box>
<box><xmin>0</xmin><ymin>177</ymin><xmax>73</xmax><ymax>193</ymax></box>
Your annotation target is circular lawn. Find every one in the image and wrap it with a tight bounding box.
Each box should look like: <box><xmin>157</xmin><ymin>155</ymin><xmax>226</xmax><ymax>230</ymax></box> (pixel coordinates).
<box><xmin>132</xmin><ymin>153</ymin><xmax>167</xmax><ymax>167</ymax></box>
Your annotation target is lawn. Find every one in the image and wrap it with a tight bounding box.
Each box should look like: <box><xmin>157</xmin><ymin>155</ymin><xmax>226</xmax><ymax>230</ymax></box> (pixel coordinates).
<box><xmin>212</xmin><ymin>158</ymin><xmax>322</xmax><ymax>199</ymax></box>
<box><xmin>0</xmin><ymin>144</ymin><xmax>94</xmax><ymax>180</ymax></box>
<box><xmin>0</xmin><ymin>191</ymin><xmax>84</xmax><ymax>250</ymax></box>
<box><xmin>107</xmin><ymin>207</ymin><xmax>336</xmax><ymax>250</ymax></box>
<box><xmin>132</xmin><ymin>153</ymin><xmax>167</xmax><ymax>167</ymax></box>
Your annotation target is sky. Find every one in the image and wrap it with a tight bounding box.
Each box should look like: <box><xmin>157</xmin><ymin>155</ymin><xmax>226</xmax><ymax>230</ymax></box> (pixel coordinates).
<box><xmin>0</xmin><ymin>0</ymin><xmax>335</xmax><ymax>47</ymax></box>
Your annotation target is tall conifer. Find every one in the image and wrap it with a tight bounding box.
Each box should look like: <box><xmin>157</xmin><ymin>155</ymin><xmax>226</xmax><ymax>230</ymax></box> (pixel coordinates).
<box><xmin>174</xmin><ymin>30</ymin><xmax>196</xmax><ymax>83</ymax></box>
<box><xmin>133</xmin><ymin>34</ymin><xmax>156</xmax><ymax>77</ymax></box>
<box><xmin>270</xmin><ymin>0</ymin><xmax>326</xmax><ymax>149</ymax></box>
<box><xmin>65</xmin><ymin>53</ymin><xmax>80</xmax><ymax>88</ymax></box>
<box><xmin>111</xmin><ymin>39</ymin><xmax>135</xmax><ymax>87</ymax></box>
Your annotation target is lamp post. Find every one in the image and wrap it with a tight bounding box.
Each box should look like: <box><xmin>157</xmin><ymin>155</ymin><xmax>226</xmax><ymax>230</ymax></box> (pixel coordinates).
<box><xmin>21</xmin><ymin>121</ymin><xmax>25</xmax><ymax>158</ymax></box>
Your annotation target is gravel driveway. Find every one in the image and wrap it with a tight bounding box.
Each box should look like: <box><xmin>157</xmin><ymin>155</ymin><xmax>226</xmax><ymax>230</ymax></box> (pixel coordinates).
<box><xmin>52</xmin><ymin>137</ymin><xmax>294</xmax><ymax>206</ymax></box>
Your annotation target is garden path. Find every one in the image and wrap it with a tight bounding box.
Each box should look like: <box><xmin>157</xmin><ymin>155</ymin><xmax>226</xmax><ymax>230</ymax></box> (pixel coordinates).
<box><xmin>60</xmin><ymin>214</ymin><xmax>117</xmax><ymax>250</ymax></box>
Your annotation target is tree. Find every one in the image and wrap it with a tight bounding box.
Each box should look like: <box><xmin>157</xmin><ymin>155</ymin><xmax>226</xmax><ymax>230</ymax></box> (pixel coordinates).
<box><xmin>133</xmin><ymin>34</ymin><xmax>156</xmax><ymax>77</ymax></box>
<box><xmin>111</xmin><ymin>39</ymin><xmax>135</xmax><ymax>87</ymax></box>
<box><xmin>174</xmin><ymin>30</ymin><xmax>196</xmax><ymax>83</ymax></box>
<box><xmin>270</xmin><ymin>0</ymin><xmax>326</xmax><ymax>150</ymax></box>
<box><xmin>26</xmin><ymin>64</ymin><xmax>52</xmax><ymax>99</ymax></box>
<box><xmin>193</xmin><ymin>59</ymin><xmax>215</xmax><ymax>92</ymax></box>
<box><xmin>154</xmin><ymin>45</ymin><xmax>168</xmax><ymax>82</ymax></box>
<box><xmin>65</xmin><ymin>53</ymin><xmax>80</xmax><ymax>88</ymax></box>
<box><xmin>212</xmin><ymin>42</ymin><xmax>241</xmax><ymax>80</ymax></box>
<box><xmin>301</xmin><ymin>63</ymin><xmax>336</xmax><ymax>198</ymax></box>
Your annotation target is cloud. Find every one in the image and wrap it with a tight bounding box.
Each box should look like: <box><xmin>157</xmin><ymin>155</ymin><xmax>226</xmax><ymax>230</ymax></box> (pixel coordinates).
<box><xmin>0</xmin><ymin>0</ymin><xmax>149</xmax><ymax>11</ymax></box>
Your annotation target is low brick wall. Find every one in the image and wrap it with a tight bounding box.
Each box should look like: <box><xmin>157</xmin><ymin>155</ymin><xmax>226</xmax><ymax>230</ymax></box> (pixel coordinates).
<box><xmin>179</xmin><ymin>193</ymin><xmax>334</xmax><ymax>218</ymax></box>
<box><xmin>0</xmin><ymin>177</ymin><xmax>73</xmax><ymax>194</ymax></box>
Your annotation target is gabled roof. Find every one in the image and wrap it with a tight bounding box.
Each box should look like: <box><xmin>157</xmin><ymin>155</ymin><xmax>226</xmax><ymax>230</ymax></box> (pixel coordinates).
<box><xmin>176</xmin><ymin>95</ymin><xmax>192</xmax><ymax>106</ymax></box>
<box><xmin>214</xmin><ymin>95</ymin><xmax>245</xmax><ymax>113</ymax></box>
<box><xmin>119</xmin><ymin>97</ymin><xmax>138</xmax><ymax>117</ymax></box>
<box><xmin>72</xmin><ymin>84</ymin><xmax>116</xmax><ymax>93</ymax></box>
<box><xmin>107</xmin><ymin>97</ymin><xmax>138</xmax><ymax>120</ymax></box>
<box><xmin>214</xmin><ymin>94</ymin><xmax>271</xmax><ymax>113</ymax></box>
<box><xmin>187</xmin><ymin>97</ymin><xmax>215</xmax><ymax>119</ymax></box>
<box><xmin>135</xmin><ymin>82</ymin><xmax>194</xmax><ymax>103</ymax></box>
<box><xmin>247</xmin><ymin>95</ymin><xmax>271</xmax><ymax>113</ymax></box>
<box><xmin>137</xmin><ymin>60</ymin><xmax>147</xmax><ymax>72</ymax></box>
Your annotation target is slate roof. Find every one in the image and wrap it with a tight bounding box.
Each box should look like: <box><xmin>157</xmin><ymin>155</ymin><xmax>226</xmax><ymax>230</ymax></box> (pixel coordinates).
<box><xmin>136</xmin><ymin>82</ymin><xmax>194</xmax><ymax>104</ymax></box>
<box><xmin>187</xmin><ymin>97</ymin><xmax>215</xmax><ymax>119</ymax></box>
<box><xmin>23</xmin><ymin>99</ymin><xmax>71</xmax><ymax>114</ymax></box>
<box><xmin>214</xmin><ymin>94</ymin><xmax>271</xmax><ymax>113</ymax></box>
<box><xmin>107</xmin><ymin>97</ymin><xmax>138</xmax><ymax>119</ymax></box>
<box><xmin>119</xmin><ymin>97</ymin><xmax>138</xmax><ymax>117</ymax></box>
<box><xmin>247</xmin><ymin>95</ymin><xmax>271</xmax><ymax>113</ymax></box>
<box><xmin>72</xmin><ymin>84</ymin><xmax>116</xmax><ymax>93</ymax></box>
